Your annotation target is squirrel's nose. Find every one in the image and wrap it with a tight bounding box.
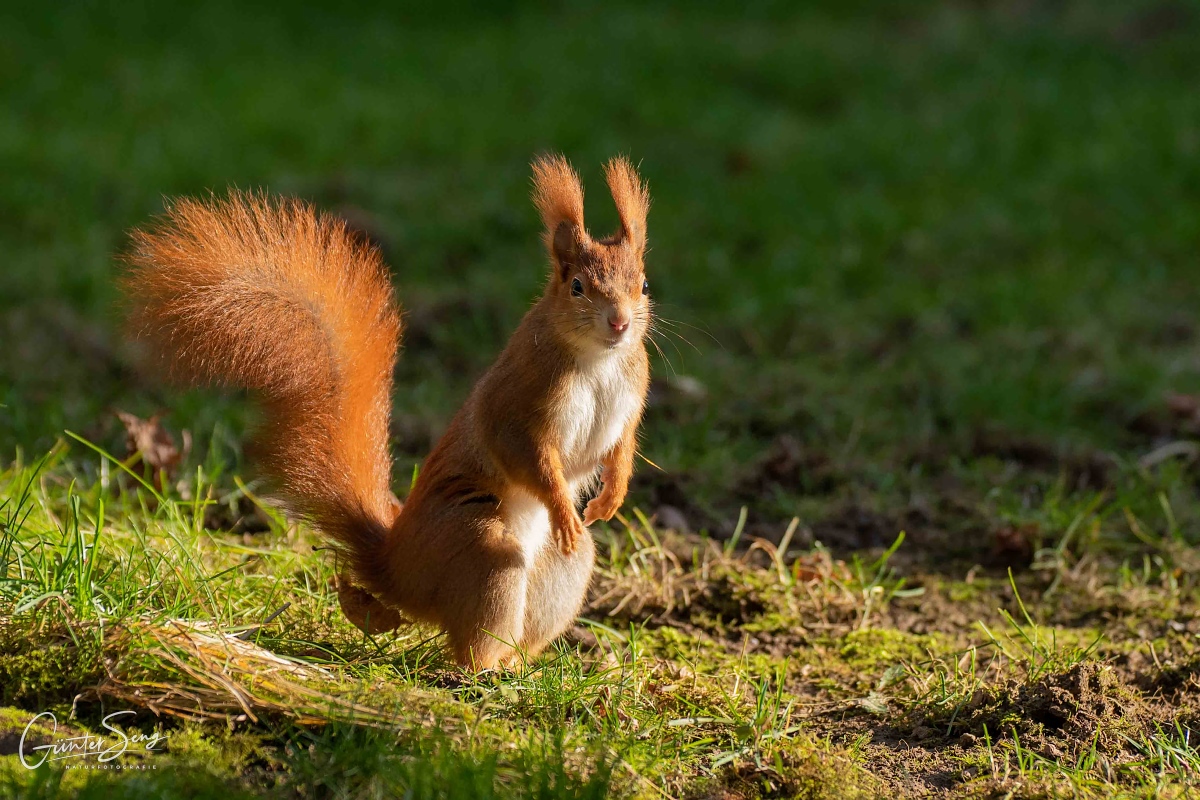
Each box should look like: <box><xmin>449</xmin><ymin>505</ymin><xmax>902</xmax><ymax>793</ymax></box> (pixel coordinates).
<box><xmin>608</xmin><ymin>312</ymin><xmax>630</xmax><ymax>333</ymax></box>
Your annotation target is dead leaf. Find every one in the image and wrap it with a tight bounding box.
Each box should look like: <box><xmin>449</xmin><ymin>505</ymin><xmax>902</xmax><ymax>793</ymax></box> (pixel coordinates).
<box><xmin>116</xmin><ymin>410</ymin><xmax>188</xmax><ymax>476</ymax></box>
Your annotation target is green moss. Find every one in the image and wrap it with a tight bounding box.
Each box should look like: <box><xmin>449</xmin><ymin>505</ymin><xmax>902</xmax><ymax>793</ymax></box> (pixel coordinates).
<box><xmin>165</xmin><ymin>725</ymin><xmax>275</xmax><ymax>778</ymax></box>
<box><xmin>838</xmin><ymin>629</ymin><xmax>939</xmax><ymax>670</ymax></box>
<box><xmin>0</xmin><ymin>621</ymin><xmax>106</xmax><ymax>709</ymax></box>
<box><xmin>0</xmin><ymin>704</ymin><xmax>57</xmax><ymax>735</ymax></box>
<box><xmin>639</xmin><ymin>626</ymin><xmax>779</xmax><ymax>677</ymax></box>
<box><xmin>741</xmin><ymin>611</ymin><xmax>805</xmax><ymax>638</ymax></box>
<box><xmin>690</xmin><ymin>738</ymin><xmax>881</xmax><ymax>800</ymax></box>
<box><xmin>945</xmin><ymin>580</ymin><xmax>990</xmax><ymax>604</ymax></box>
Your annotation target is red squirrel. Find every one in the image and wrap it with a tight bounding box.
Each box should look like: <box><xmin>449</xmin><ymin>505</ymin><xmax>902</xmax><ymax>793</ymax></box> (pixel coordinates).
<box><xmin>122</xmin><ymin>155</ymin><xmax>652</xmax><ymax>669</ymax></box>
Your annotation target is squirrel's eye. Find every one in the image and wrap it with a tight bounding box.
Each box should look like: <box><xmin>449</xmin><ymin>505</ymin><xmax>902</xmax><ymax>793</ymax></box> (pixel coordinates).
<box><xmin>642</xmin><ymin>278</ymin><xmax>649</xmax><ymax>296</ymax></box>
<box><xmin>571</xmin><ymin>277</ymin><xmax>584</xmax><ymax>297</ymax></box>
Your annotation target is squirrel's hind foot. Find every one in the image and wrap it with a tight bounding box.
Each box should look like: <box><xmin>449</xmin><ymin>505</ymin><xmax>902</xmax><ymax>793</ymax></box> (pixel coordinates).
<box><xmin>335</xmin><ymin>575</ymin><xmax>408</xmax><ymax>635</ymax></box>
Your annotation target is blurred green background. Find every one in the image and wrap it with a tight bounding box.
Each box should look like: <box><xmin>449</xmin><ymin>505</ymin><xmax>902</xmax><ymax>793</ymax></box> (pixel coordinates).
<box><xmin>3</xmin><ymin>0</ymin><xmax>1199</xmax><ymax>551</ymax></box>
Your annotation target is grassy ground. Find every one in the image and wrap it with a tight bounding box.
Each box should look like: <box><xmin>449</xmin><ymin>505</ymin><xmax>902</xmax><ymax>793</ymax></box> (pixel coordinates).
<box><xmin>3</xmin><ymin>0</ymin><xmax>1200</xmax><ymax>797</ymax></box>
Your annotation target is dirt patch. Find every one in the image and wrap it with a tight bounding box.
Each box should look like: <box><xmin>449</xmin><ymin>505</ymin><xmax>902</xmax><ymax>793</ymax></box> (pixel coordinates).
<box><xmin>828</xmin><ymin>661</ymin><xmax>1185</xmax><ymax>796</ymax></box>
<box><xmin>883</xmin><ymin>579</ymin><xmax>1006</xmax><ymax>637</ymax></box>
<box><xmin>692</xmin><ymin>572</ymin><xmax>770</xmax><ymax>627</ymax></box>
<box><xmin>1139</xmin><ymin>653</ymin><xmax>1200</xmax><ymax>732</ymax></box>
<box><xmin>1013</xmin><ymin>664</ymin><xmax>1141</xmax><ymax>742</ymax></box>
<box><xmin>735</xmin><ymin>435</ymin><xmax>845</xmax><ymax>500</ymax></box>
<box><xmin>687</xmin><ymin>747</ymin><xmax>882</xmax><ymax>800</ymax></box>
<box><xmin>632</xmin><ymin>441</ymin><xmax>1001</xmax><ymax>571</ymax></box>
<box><xmin>586</xmin><ymin>531</ymin><xmax>864</xmax><ymax>655</ymax></box>
<box><xmin>589</xmin><ymin>558</ymin><xmax>785</xmax><ymax>635</ymax></box>
<box><xmin>807</xmin><ymin>499</ymin><xmax>993</xmax><ymax>569</ymax></box>
<box><xmin>811</xmin><ymin>504</ymin><xmax>898</xmax><ymax>552</ymax></box>
<box><xmin>971</xmin><ymin>429</ymin><xmax>1117</xmax><ymax>491</ymax></box>
<box><xmin>630</xmin><ymin>469</ymin><xmax>718</xmax><ymax>536</ymax></box>
<box><xmin>850</xmin><ymin>740</ymin><xmax>968</xmax><ymax>797</ymax></box>
<box><xmin>929</xmin><ymin>662</ymin><xmax>1160</xmax><ymax>757</ymax></box>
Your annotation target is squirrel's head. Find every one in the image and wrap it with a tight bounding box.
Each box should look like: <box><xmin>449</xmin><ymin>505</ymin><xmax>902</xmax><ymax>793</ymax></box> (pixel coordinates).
<box><xmin>532</xmin><ymin>154</ymin><xmax>651</xmax><ymax>354</ymax></box>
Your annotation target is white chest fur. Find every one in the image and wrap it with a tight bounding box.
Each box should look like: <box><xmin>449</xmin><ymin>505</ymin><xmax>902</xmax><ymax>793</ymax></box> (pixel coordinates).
<box><xmin>501</xmin><ymin>349</ymin><xmax>641</xmax><ymax>561</ymax></box>
<box><xmin>554</xmin><ymin>351</ymin><xmax>641</xmax><ymax>485</ymax></box>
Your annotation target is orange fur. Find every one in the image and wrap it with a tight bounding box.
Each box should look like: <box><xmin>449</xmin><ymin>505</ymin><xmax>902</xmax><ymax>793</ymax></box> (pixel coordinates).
<box><xmin>123</xmin><ymin>193</ymin><xmax>400</xmax><ymax>568</ymax></box>
<box><xmin>532</xmin><ymin>154</ymin><xmax>585</xmax><ymax>248</ymax></box>
<box><xmin>123</xmin><ymin>156</ymin><xmax>653</xmax><ymax>669</ymax></box>
<box><xmin>604</xmin><ymin>156</ymin><xmax>650</xmax><ymax>250</ymax></box>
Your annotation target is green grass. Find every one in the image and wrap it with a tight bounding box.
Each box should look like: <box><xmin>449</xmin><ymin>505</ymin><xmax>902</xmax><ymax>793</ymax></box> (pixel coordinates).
<box><xmin>3</xmin><ymin>0</ymin><xmax>1200</xmax><ymax>797</ymax></box>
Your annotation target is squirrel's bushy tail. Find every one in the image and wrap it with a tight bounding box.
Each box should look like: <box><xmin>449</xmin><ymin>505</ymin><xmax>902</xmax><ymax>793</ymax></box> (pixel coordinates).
<box><xmin>123</xmin><ymin>192</ymin><xmax>400</xmax><ymax>577</ymax></box>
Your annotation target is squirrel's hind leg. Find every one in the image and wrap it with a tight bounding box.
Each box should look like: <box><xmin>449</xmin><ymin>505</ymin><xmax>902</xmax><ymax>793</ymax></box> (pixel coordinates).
<box><xmin>520</xmin><ymin>531</ymin><xmax>596</xmax><ymax>657</ymax></box>
<box><xmin>337</xmin><ymin>576</ymin><xmax>407</xmax><ymax>635</ymax></box>
<box><xmin>442</xmin><ymin>521</ymin><xmax>530</xmax><ymax>670</ymax></box>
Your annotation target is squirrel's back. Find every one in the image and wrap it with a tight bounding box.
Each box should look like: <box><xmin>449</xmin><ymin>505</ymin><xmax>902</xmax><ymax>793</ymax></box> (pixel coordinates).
<box><xmin>123</xmin><ymin>192</ymin><xmax>401</xmax><ymax>566</ymax></box>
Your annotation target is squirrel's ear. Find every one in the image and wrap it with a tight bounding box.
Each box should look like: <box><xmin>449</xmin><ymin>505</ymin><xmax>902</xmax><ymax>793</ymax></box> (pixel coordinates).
<box><xmin>551</xmin><ymin>222</ymin><xmax>588</xmax><ymax>280</ymax></box>
<box><xmin>532</xmin><ymin>154</ymin><xmax>590</xmax><ymax>278</ymax></box>
<box><xmin>604</xmin><ymin>156</ymin><xmax>650</xmax><ymax>252</ymax></box>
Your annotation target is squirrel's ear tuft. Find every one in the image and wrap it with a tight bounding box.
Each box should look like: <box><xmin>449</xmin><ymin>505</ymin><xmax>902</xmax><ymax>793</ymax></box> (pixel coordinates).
<box><xmin>604</xmin><ymin>156</ymin><xmax>650</xmax><ymax>251</ymax></box>
<box><xmin>532</xmin><ymin>153</ymin><xmax>589</xmax><ymax>278</ymax></box>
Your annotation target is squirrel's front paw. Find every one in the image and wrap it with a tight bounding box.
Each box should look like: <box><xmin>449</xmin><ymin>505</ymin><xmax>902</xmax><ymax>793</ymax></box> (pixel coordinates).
<box><xmin>583</xmin><ymin>490</ymin><xmax>622</xmax><ymax>526</ymax></box>
<box><xmin>552</xmin><ymin>510</ymin><xmax>586</xmax><ymax>555</ymax></box>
